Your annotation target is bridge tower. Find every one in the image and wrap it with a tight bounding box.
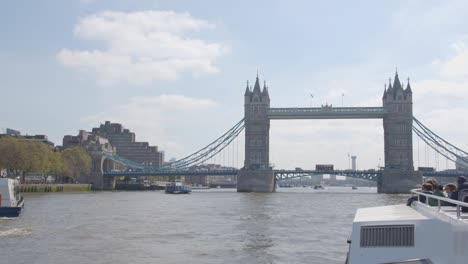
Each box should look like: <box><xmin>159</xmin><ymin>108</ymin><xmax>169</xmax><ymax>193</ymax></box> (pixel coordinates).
<box><xmin>380</xmin><ymin>72</ymin><xmax>421</xmax><ymax>193</ymax></box>
<box><xmin>89</xmin><ymin>151</ymin><xmax>116</xmax><ymax>190</ymax></box>
<box><xmin>237</xmin><ymin>75</ymin><xmax>275</xmax><ymax>192</ymax></box>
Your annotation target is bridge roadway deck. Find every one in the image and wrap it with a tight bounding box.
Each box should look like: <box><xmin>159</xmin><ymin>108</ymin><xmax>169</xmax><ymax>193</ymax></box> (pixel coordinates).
<box><xmin>268</xmin><ymin>107</ymin><xmax>387</xmax><ymax>119</ymax></box>
<box><xmin>103</xmin><ymin>169</ymin><xmax>383</xmax><ymax>180</ymax></box>
<box><xmin>103</xmin><ymin>169</ymin><xmax>468</xmax><ymax>180</ymax></box>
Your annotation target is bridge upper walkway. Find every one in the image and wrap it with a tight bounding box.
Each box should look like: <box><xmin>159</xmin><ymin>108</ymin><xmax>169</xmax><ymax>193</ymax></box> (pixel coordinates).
<box><xmin>268</xmin><ymin>107</ymin><xmax>387</xmax><ymax>119</ymax></box>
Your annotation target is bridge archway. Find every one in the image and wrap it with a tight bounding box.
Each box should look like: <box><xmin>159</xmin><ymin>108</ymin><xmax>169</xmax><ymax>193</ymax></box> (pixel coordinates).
<box><xmin>89</xmin><ymin>152</ymin><xmax>116</xmax><ymax>190</ymax></box>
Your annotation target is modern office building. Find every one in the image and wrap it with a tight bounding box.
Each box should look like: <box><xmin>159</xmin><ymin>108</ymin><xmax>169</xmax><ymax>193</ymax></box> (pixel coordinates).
<box><xmin>91</xmin><ymin>121</ymin><xmax>164</xmax><ymax>167</ymax></box>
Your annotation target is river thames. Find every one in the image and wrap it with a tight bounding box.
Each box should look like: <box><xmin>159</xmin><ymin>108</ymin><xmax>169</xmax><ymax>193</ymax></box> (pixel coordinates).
<box><xmin>0</xmin><ymin>187</ymin><xmax>407</xmax><ymax>264</ymax></box>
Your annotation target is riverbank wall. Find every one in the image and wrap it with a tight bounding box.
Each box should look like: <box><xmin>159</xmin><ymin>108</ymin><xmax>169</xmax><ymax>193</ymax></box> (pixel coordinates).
<box><xmin>19</xmin><ymin>184</ymin><xmax>92</xmax><ymax>192</ymax></box>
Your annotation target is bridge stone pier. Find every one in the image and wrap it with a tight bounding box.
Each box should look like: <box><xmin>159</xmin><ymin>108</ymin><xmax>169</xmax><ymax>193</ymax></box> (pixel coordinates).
<box><xmin>238</xmin><ymin>72</ymin><xmax>421</xmax><ymax>194</ymax></box>
<box><xmin>83</xmin><ymin>151</ymin><xmax>116</xmax><ymax>190</ymax></box>
<box><xmin>90</xmin><ymin>152</ymin><xmax>116</xmax><ymax>190</ymax></box>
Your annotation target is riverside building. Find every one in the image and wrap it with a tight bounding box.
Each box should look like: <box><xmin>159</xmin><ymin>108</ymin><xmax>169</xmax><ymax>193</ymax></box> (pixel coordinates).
<box><xmin>91</xmin><ymin>121</ymin><xmax>164</xmax><ymax>167</ymax></box>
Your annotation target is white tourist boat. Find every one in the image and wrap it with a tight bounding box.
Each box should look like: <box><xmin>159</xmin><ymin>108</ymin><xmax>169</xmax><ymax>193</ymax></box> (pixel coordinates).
<box><xmin>346</xmin><ymin>190</ymin><xmax>468</xmax><ymax>264</ymax></box>
<box><xmin>0</xmin><ymin>178</ymin><xmax>24</xmax><ymax>217</ymax></box>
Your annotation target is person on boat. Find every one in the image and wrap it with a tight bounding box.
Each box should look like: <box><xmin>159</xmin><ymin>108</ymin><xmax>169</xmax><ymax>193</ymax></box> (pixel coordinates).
<box><xmin>434</xmin><ymin>184</ymin><xmax>445</xmax><ymax>198</ymax></box>
<box><xmin>450</xmin><ymin>176</ymin><xmax>468</xmax><ymax>201</ymax></box>
<box><xmin>407</xmin><ymin>183</ymin><xmax>434</xmax><ymax>206</ymax></box>
<box><xmin>444</xmin><ymin>183</ymin><xmax>457</xmax><ymax>199</ymax></box>
<box><xmin>426</xmin><ymin>179</ymin><xmax>444</xmax><ymax>198</ymax></box>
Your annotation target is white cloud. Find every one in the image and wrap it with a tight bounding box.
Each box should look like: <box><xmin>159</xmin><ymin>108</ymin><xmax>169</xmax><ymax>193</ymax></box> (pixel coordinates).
<box><xmin>391</xmin><ymin>1</ymin><xmax>468</xmax><ymax>34</ymax></box>
<box><xmin>58</xmin><ymin>10</ymin><xmax>229</xmax><ymax>85</ymax></box>
<box><xmin>410</xmin><ymin>38</ymin><xmax>468</xmax><ymax>159</ymax></box>
<box><xmin>439</xmin><ymin>41</ymin><xmax>468</xmax><ymax>78</ymax></box>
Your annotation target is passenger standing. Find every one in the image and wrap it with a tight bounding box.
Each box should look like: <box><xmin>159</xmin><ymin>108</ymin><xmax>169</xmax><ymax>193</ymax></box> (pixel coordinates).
<box><xmin>426</xmin><ymin>179</ymin><xmax>438</xmax><ymax>193</ymax></box>
<box><xmin>444</xmin><ymin>183</ymin><xmax>457</xmax><ymax>199</ymax></box>
<box><xmin>433</xmin><ymin>184</ymin><xmax>445</xmax><ymax>198</ymax></box>
<box><xmin>451</xmin><ymin>176</ymin><xmax>468</xmax><ymax>201</ymax></box>
<box><xmin>407</xmin><ymin>183</ymin><xmax>434</xmax><ymax>206</ymax></box>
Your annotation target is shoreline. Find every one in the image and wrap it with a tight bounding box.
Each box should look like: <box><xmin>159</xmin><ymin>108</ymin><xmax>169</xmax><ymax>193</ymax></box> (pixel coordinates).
<box><xmin>19</xmin><ymin>184</ymin><xmax>91</xmax><ymax>192</ymax></box>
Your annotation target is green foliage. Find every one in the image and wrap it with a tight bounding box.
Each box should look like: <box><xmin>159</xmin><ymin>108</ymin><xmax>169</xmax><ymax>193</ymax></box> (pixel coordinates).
<box><xmin>0</xmin><ymin>137</ymin><xmax>91</xmax><ymax>183</ymax></box>
<box><xmin>61</xmin><ymin>147</ymin><xmax>91</xmax><ymax>180</ymax></box>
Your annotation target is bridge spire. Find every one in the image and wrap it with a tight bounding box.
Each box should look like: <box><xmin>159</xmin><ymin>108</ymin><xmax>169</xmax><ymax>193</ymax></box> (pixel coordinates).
<box><xmin>262</xmin><ymin>80</ymin><xmax>269</xmax><ymax>97</ymax></box>
<box><xmin>253</xmin><ymin>73</ymin><xmax>262</xmax><ymax>95</ymax></box>
<box><xmin>244</xmin><ymin>80</ymin><xmax>251</xmax><ymax>95</ymax></box>
<box><xmin>405</xmin><ymin>77</ymin><xmax>412</xmax><ymax>94</ymax></box>
<box><xmin>393</xmin><ymin>70</ymin><xmax>403</xmax><ymax>90</ymax></box>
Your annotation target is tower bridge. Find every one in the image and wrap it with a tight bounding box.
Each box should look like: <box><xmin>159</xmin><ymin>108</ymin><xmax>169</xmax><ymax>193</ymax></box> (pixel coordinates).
<box><xmin>90</xmin><ymin>71</ymin><xmax>468</xmax><ymax>194</ymax></box>
<box><xmin>238</xmin><ymin>72</ymin><xmax>417</xmax><ymax>193</ymax></box>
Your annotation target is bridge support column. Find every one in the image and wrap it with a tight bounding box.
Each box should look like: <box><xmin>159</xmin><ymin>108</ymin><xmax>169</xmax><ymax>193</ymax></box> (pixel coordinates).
<box><xmin>380</xmin><ymin>72</ymin><xmax>421</xmax><ymax>193</ymax></box>
<box><xmin>237</xmin><ymin>167</ymin><xmax>275</xmax><ymax>192</ymax></box>
<box><xmin>378</xmin><ymin>169</ymin><xmax>421</xmax><ymax>193</ymax></box>
<box><xmin>238</xmin><ymin>75</ymin><xmax>275</xmax><ymax>193</ymax></box>
<box><xmin>88</xmin><ymin>152</ymin><xmax>115</xmax><ymax>190</ymax></box>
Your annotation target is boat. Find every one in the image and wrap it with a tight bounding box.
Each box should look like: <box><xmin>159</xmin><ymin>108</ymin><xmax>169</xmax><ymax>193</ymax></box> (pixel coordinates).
<box><xmin>345</xmin><ymin>189</ymin><xmax>468</xmax><ymax>264</ymax></box>
<box><xmin>165</xmin><ymin>180</ymin><xmax>191</xmax><ymax>194</ymax></box>
<box><xmin>351</xmin><ymin>186</ymin><xmax>357</xmax><ymax>190</ymax></box>
<box><xmin>313</xmin><ymin>185</ymin><xmax>324</xmax><ymax>190</ymax></box>
<box><xmin>0</xmin><ymin>178</ymin><xmax>24</xmax><ymax>217</ymax></box>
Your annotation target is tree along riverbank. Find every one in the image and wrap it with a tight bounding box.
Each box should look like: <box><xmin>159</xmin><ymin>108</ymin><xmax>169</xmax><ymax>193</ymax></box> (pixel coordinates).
<box><xmin>19</xmin><ymin>184</ymin><xmax>92</xmax><ymax>192</ymax></box>
<box><xmin>0</xmin><ymin>136</ymin><xmax>91</xmax><ymax>183</ymax></box>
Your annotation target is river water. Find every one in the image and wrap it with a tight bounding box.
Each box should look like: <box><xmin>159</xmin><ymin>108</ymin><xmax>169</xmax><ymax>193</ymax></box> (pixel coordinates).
<box><xmin>0</xmin><ymin>187</ymin><xmax>407</xmax><ymax>264</ymax></box>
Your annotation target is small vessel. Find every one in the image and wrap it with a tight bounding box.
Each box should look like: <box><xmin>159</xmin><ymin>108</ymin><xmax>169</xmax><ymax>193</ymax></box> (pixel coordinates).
<box><xmin>351</xmin><ymin>186</ymin><xmax>357</xmax><ymax>190</ymax></box>
<box><xmin>165</xmin><ymin>180</ymin><xmax>191</xmax><ymax>194</ymax></box>
<box><xmin>0</xmin><ymin>178</ymin><xmax>24</xmax><ymax>217</ymax></box>
<box><xmin>345</xmin><ymin>189</ymin><xmax>468</xmax><ymax>264</ymax></box>
<box><xmin>313</xmin><ymin>185</ymin><xmax>324</xmax><ymax>190</ymax></box>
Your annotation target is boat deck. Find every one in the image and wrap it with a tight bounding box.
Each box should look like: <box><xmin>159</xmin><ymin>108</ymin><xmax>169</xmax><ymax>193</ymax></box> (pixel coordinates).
<box><xmin>354</xmin><ymin>204</ymin><xmax>428</xmax><ymax>223</ymax></box>
<box><xmin>424</xmin><ymin>205</ymin><xmax>468</xmax><ymax>220</ymax></box>
<box><xmin>410</xmin><ymin>190</ymin><xmax>468</xmax><ymax>223</ymax></box>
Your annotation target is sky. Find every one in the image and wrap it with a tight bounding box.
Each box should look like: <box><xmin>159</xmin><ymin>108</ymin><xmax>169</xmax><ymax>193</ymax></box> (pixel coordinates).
<box><xmin>1</xmin><ymin>0</ymin><xmax>468</xmax><ymax>170</ymax></box>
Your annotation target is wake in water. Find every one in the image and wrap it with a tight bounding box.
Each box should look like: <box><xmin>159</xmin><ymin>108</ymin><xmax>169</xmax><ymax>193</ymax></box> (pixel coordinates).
<box><xmin>0</xmin><ymin>227</ymin><xmax>32</xmax><ymax>237</ymax></box>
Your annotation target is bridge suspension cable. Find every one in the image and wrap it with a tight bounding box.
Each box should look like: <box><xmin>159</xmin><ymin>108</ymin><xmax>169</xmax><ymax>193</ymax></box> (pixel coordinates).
<box><xmin>102</xmin><ymin>119</ymin><xmax>245</xmax><ymax>171</ymax></box>
<box><xmin>168</xmin><ymin>119</ymin><xmax>245</xmax><ymax>169</ymax></box>
<box><xmin>102</xmin><ymin>151</ymin><xmax>153</xmax><ymax>170</ymax></box>
<box><xmin>413</xmin><ymin>117</ymin><xmax>468</xmax><ymax>169</ymax></box>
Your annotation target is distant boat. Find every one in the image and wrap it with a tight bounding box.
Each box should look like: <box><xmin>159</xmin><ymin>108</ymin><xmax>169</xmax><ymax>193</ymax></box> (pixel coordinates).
<box><xmin>0</xmin><ymin>178</ymin><xmax>24</xmax><ymax>217</ymax></box>
<box><xmin>351</xmin><ymin>186</ymin><xmax>358</xmax><ymax>190</ymax></box>
<box><xmin>313</xmin><ymin>185</ymin><xmax>324</xmax><ymax>190</ymax></box>
<box><xmin>165</xmin><ymin>181</ymin><xmax>191</xmax><ymax>194</ymax></box>
<box><xmin>216</xmin><ymin>185</ymin><xmax>221</xmax><ymax>189</ymax></box>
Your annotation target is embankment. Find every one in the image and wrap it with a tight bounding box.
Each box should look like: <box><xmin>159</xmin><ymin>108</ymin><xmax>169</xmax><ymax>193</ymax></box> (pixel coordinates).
<box><xmin>19</xmin><ymin>184</ymin><xmax>91</xmax><ymax>192</ymax></box>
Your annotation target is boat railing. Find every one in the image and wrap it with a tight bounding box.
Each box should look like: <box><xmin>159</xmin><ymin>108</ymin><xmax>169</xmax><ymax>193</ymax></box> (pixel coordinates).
<box><xmin>411</xmin><ymin>189</ymin><xmax>468</xmax><ymax>219</ymax></box>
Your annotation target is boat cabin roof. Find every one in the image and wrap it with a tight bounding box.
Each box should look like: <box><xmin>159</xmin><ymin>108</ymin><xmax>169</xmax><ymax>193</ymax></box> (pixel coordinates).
<box><xmin>354</xmin><ymin>204</ymin><xmax>428</xmax><ymax>223</ymax></box>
